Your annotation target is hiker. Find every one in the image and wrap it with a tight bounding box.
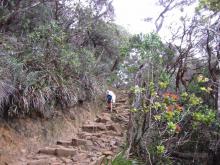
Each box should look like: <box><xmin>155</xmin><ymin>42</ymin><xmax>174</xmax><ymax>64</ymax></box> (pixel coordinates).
<box><xmin>106</xmin><ymin>90</ymin><xmax>116</xmax><ymax>112</ymax></box>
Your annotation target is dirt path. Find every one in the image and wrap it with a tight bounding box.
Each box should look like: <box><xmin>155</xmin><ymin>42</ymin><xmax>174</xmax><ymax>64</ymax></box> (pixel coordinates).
<box><xmin>22</xmin><ymin>90</ymin><xmax>129</xmax><ymax>165</ymax></box>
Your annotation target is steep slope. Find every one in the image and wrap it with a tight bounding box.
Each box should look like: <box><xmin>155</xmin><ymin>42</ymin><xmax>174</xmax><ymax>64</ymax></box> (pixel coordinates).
<box><xmin>19</xmin><ymin>90</ymin><xmax>130</xmax><ymax>165</ymax></box>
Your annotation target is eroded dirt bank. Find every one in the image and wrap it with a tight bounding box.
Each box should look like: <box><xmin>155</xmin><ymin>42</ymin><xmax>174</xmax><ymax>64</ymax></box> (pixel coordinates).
<box><xmin>0</xmin><ymin>100</ymin><xmax>104</xmax><ymax>165</ymax></box>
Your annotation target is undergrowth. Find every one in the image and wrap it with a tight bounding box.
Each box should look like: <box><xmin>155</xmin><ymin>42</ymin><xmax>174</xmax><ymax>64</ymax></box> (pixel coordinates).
<box><xmin>104</xmin><ymin>152</ymin><xmax>142</xmax><ymax>165</ymax></box>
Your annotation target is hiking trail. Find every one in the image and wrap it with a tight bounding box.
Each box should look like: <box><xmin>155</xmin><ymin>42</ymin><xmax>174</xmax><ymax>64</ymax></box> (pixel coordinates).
<box><xmin>21</xmin><ymin>90</ymin><xmax>129</xmax><ymax>165</ymax></box>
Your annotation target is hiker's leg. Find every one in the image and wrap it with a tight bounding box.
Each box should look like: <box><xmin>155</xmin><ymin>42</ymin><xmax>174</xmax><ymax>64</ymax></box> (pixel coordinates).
<box><xmin>110</xmin><ymin>102</ymin><xmax>112</xmax><ymax>112</ymax></box>
<box><xmin>107</xmin><ymin>102</ymin><xmax>111</xmax><ymax>111</ymax></box>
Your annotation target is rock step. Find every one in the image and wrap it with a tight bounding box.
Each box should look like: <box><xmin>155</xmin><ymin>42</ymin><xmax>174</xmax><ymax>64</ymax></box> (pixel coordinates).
<box><xmin>111</xmin><ymin>115</ymin><xmax>129</xmax><ymax>123</ymax></box>
<box><xmin>82</xmin><ymin>123</ymin><xmax>107</xmax><ymax>132</ymax></box>
<box><xmin>81</xmin><ymin>122</ymin><xmax>121</xmax><ymax>131</ymax></box>
<box><xmin>103</xmin><ymin>130</ymin><xmax>124</xmax><ymax>137</ymax></box>
<box><xmin>113</xmin><ymin>109</ymin><xmax>129</xmax><ymax>114</ymax></box>
<box><xmin>56</xmin><ymin>138</ymin><xmax>93</xmax><ymax>147</ymax></box>
<box><xmin>72</xmin><ymin>138</ymin><xmax>93</xmax><ymax>146</ymax></box>
<box><xmin>78</xmin><ymin>131</ymin><xmax>123</xmax><ymax>143</ymax></box>
<box><xmin>117</xmin><ymin>99</ymin><xmax>127</xmax><ymax>103</ymax></box>
<box><xmin>114</xmin><ymin>103</ymin><xmax>122</xmax><ymax>106</ymax></box>
<box><xmin>27</xmin><ymin>158</ymin><xmax>67</xmax><ymax>165</ymax></box>
<box><xmin>72</xmin><ymin>152</ymin><xmax>88</xmax><ymax>161</ymax></box>
<box><xmin>38</xmin><ymin>147</ymin><xmax>77</xmax><ymax>157</ymax></box>
<box><xmin>56</xmin><ymin>140</ymin><xmax>72</xmax><ymax>146</ymax></box>
<box><xmin>117</xmin><ymin>99</ymin><xmax>127</xmax><ymax>102</ymax></box>
<box><xmin>114</xmin><ymin>105</ymin><xmax>130</xmax><ymax>109</ymax></box>
<box><xmin>106</xmin><ymin>124</ymin><xmax>121</xmax><ymax>134</ymax></box>
<box><xmin>77</xmin><ymin>130</ymin><xmax>122</xmax><ymax>140</ymax></box>
<box><xmin>27</xmin><ymin>159</ymin><xmax>50</xmax><ymax>165</ymax></box>
<box><xmin>95</xmin><ymin>113</ymin><xmax>112</xmax><ymax>123</ymax></box>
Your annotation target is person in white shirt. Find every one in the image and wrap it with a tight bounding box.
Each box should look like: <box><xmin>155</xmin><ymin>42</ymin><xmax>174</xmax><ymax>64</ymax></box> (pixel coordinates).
<box><xmin>106</xmin><ymin>90</ymin><xmax>116</xmax><ymax>112</ymax></box>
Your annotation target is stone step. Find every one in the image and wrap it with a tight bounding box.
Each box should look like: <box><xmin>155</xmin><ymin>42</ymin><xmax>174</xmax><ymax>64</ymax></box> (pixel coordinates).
<box><xmin>100</xmin><ymin>112</ymin><xmax>112</xmax><ymax>117</ymax></box>
<box><xmin>56</xmin><ymin>140</ymin><xmax>72</xmax><ymax>147</ymax></box>
<box><xmin>59</xmin><ymin>157</ymin><xmax>74</xmax><ymax>164</ymax></box>
<box><xmin>75</xmin><ymin>163</ymin><xmax>91</xmax><ymax>165</ymax></box>
<box><xmin>56</xmin><ymin>138</ymin><xmax>92</xmax><ymax>147</ymax></box>
<box><xmin>111</xmin><ymin>110</ymin><xmax>127</xmax><ymax>115</ymax></box>
<box><xmin>55</xmin><ymin>148</ymin><xmax>77</xmax><ymax>157</ymax></box>
<box><xmin>111</xmin><ymin>115</ymin><xmax>129</xmax><ymax>123</ymax></box>
<box><xmin>38</xmin><ymin>147</ymin><xmax>77</xmax><ymax>157</ymax></box>
<box><xmin>77</xmin><ymin>132</ymin><xmax>105</xmax><ymax>139</ymax></box>
<box><xmin>100</xmin><ymin>130</ymin><xmax>123</xmax><ymax>137</ymax></box>
<box><xmin>78</xmin><ymin>130</ymin><xmax>123</xmax><ymax>142</ymax></box>
<box><xmin>29</xmin><ymin>154</ymin><xmax>56</xmax><ymax>161</ymax></box>
<box><xmin>82</xmin><ymin>123</ymin><xmax>121</xmax><ymax>134</ymax></box>
<box><xmin>95</xmin><ymin>113</ymin><xmax>112</xmax><ymax>123</ymax></box>
<box><xmin>72</xmin><ymin>152</ymin><xmax>88</xmax><ymax>162</ymax></box>
<box><xmin>117</xmin><ymin>99</ymin><xmax>127</xmax><ymax>103</ymax></box>
<box><xmin>82</xmin><ymin>123</ymin><xmax>107</xmax><ymax>133</ymax></box>
<box><xmin>117</xmin><ymin>102</ymin><xmax>127</xmax><ymax>105</ymax></box>
<box><xmin>114</xmin><ymin>102</ymin><xmax>123</xmax><ymax>106</ymax></box>
<box><xmin>106</xmin><ymin>124</ymin><xmax>121</xmax><ymax>134</ymax></box>
<box><xmin>77</xmin><ymin>132</ymin><xmax>94</xmax><ymax>139</ymax></box>
<box><xmin>38</xmin><ymin>147</ymin><xmax>56</xmax><ymax>155</ymax></box>
<box><xmin>114</xmin><ymin>105</ymin><xmax>130</xmax><ymax>109</ymax></box>
<box><xmin>72</xmin><ymin>138</ymin><xmax>93</xmax><ymax>146</ymax></box>
<box><xmin>27</xmin><ymin>159</ymin><xmax>50</xmax><ymax>165</ymax></box>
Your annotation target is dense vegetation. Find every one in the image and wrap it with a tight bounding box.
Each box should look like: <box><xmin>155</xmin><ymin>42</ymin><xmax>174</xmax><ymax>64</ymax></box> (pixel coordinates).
<box><xmin>0</xmin><ymin>0</ymin><xmax>220</xmax><ymax>164</ymax></box>
<box><xmin>125</xmin><ymin>0</ymin><xmax>220</xmax><ymax>164</ymax></box>
<box><xmin>0</xmin><ymin>0</ymin><xmax>128</xmax><ymax>119</ymax></box>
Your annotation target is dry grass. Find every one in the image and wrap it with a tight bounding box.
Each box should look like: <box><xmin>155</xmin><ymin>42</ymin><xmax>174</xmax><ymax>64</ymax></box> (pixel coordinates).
<box><xmin>0</xmin><ymin>74</ymin><xmax>104</xmax><ymax>119</ymax></box>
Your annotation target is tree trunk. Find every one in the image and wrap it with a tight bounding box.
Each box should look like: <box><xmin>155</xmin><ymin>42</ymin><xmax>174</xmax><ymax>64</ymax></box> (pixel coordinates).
<box><xmin>126</xmin><ymin>63</ymin><xmax>152</xmax><ymax>161</ymax></box>
<box><xmin>217</xmin><ymin>78</ymin><xmax>220</xmax><ymax>120</ymax></box>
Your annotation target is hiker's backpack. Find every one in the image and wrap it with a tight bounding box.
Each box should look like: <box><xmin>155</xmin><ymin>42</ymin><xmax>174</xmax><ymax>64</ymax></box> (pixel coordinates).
<box><xmin>107</xmin><ymin>94</ymin><xmax>112</xmax><ymax>102</ymax></box>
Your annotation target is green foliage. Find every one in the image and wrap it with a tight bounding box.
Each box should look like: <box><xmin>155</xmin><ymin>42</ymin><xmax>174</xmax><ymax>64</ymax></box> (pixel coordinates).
<box><xmin>105</xmin><ymin>152</ymin><xmax>140</xmax><ymax>165</ymax></box>
<box><xmin>0</xmin><ymin>0</ymin><xmax>121</xmax><ymax>118</ymax></box>
<box><xmin>198</xmin><ymin>0</ymin><xmax>220</xmax><ymax>11</ymax></box>
<box><xmin>117</xmin><ymin>32</ymin><xmax>166</xmax><ymax>86</ymax></box>
<box><xmin>130</xmin><ymin>86</ymin><xmax>145</xmax><ymax>94</ymax></box>
<box><xmin>189</xmin><ymin>94</ymin><xmax>203</xmax><ymax>105</ymax></box>
<box><xmin>193</xmin><ymin>106</ymin><xmax>216</xmax><ymax>125</ymax></box>
<box><xmin>130</xmin><ymin>108</ymin><xmax>138</xmax><ymax>113</ymax></box>
<box><xmin>167</xmin><ymin>121</ymin><xmax>176</xmax><ymax>132</ymax></box>
<box><xmin>107</xmin><ymin>73</ymin><xmax>118</xmax><ymax>84</ymax></box>
<box><xmin>158</xmin><ymin>81</ymin><xmax>169</xmax><ymax>89</ymax></box>
<box><xmin>130</xmin><ymin>74</ymin><xmax>218</xmax><ymax>164</ymax></box>
<box><xmin>128</xmin><ymin>33</ymin><xmax>164</xmax><ymax>61</ymax></box>
<box><xmin>156</xmin><ymin>145</ymin><xmax>165</xmax><ymax>155</ymax></box>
